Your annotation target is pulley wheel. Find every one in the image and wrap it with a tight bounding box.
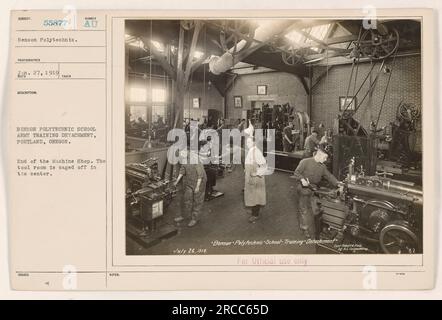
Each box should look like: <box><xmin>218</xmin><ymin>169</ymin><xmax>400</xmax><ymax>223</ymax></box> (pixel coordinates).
<box><xmin>281</xmin><ymin>47</ymin><xmax>303</xmax><ymax>66</ymax></box>
<box><xmin>379</xmin><ymin>221</ymin><xmax>419</xmax><ymax>254</ymax></box>
<box><xmin>358</xmin><ymin>25</ymin><xmax>400</xmax><ymax>60</ymax></box>
<box><xmin>398</xmin><ymin>102</ymin><xmax>420</xmax><ymax>122</ymax></box>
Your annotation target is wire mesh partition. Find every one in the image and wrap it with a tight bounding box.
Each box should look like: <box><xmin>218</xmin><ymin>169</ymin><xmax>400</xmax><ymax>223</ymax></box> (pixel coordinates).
<box><xmin>332</xmin><ymin>135</ymin><xmax>377</xmax><ymax>180</ymax></box>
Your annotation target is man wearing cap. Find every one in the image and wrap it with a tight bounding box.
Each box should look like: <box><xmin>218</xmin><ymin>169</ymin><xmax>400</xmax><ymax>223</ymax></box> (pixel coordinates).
<box><xmin>291</xmin><ymin>149</ymin><xmax>340</xmax><ymax>239</ymax></box>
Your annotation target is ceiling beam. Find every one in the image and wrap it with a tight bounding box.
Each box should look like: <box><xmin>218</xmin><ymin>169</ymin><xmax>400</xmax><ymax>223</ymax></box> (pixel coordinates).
<box><xmin>183</xmin><ymin>22</ymin><xmax>203</xmax><ymax>88</ymax></box>
<box><xmin>324</xmin><ymin>34</ymin><xmax>358</xmax><ymax>45</ymax></box>
<box><xmin>172</xmin><ymin>26</ymin><xmax>186</xmax><ymax>129</ymax></box>
<box><xmin>312</xmin><ymin>50</ymin><xmax>420</xmax><ymax>66</ymax></box>
<box><xmin>243</xmin><ymin>52</ymin><xmax>308</xmax><ymax>77</ymax></box>
<box><xmin>205</xmin><ymin>20</ymin><xmax>336</xmax><ymax>75</ymax></box>
<box><xmin>304</xmin><ymin>51</ymin><xmax>348</xmax><ymax>63</ymax></box>
<box><xmin>224</xmin><ymin>73</ymin><xmax>238</xmax><ymax>95</ymax></box>
<box><xmin>298</xmin><ymin>76</ymin><xmax>310</xmax><ymax>95</ymax></box>
<box><xmin>176</xmin><ymin>26</ymin><xmax>185</xmax><ymax>83</ymax></box>
<box><xmin>297</xmin><ymin>29</ymin><xmax>327</xmax><ymax>47</ymax></box>
<box><xmin>205</xmin><ymin>21</ymin><xmax>299</xmax><ymax>59</ymax></box>
<box><xmin>190</xmin><ymin>53</ymin><xmax>210</xmax><ymax>75</ymax></box>
<box><xmin>275</xmin><ymin>19</ymin><xmax>337</xmax><ymax>41</ymax></box>
<box><xmin>235</xmin><ymin>22</ymin><xmax>300</xmax><ymax>61</ymax></box>
<box><xmin>336</xmin><ymin>21</ymin><xmax>361</xmax><ymax>36</ymax></box>
<box><xmin>208</xmin><ymin>73</ymin><xmax>227</xmax><ymax>97</ymax></box>
<box><xmin>319</xmin><ymin>22</ymin><xmax>337</xmax><ymax>54</ymax></box>
<box><xmin>311</xmin><ymin>65</ymin><xmax>334</xmax><ymax>90</ymax></box>
<box><xmin>140</xmin><ymin>36</ymin><xmax>177</xmax><ymax>80</ymax></box>
<box><xmin>323</xmin><ymin>22</ymin><xmax>337</xmax><ymax>41</ymax></box>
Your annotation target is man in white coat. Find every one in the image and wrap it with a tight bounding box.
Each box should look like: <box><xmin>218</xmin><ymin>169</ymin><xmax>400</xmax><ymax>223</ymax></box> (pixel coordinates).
<box><xmin>244</xmin><ymin>133</ymin><xmax>268</xmax><ymax>223</ymax></box>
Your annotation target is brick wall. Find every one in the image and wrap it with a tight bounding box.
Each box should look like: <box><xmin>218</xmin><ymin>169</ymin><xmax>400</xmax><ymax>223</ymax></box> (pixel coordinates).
<box><xmin>220</xmin><ymin>55</ymin><xmax>421</xmax><ymax>150</ymax></box>
<box><xmin>225</xmin><ymin>72</ymin><xmax>308</xmax><ymax>120</ymax></box>
<box><xmin>311</xmin><ymin>55</ymin><xmax>421</xmax><ymax>132</ymax></box>
<box><xmin>184</xmin><ymin>79</ymin><xmax>224</xmax><ymax>120</ymax></box>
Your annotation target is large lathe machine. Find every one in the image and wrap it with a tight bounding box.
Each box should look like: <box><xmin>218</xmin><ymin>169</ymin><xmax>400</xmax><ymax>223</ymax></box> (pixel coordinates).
<box><xmin>312</xmin><ymin>22</ymin><xmax>423</xmax><ymax>254</ymax></box>
<box><xmin>126</xmin><ymin>158</ymin><xmax>178</xmax><ymax>248</ymax></box>
<box><xmin>315</xmin><ymin>156</ymin><xmax>422</xmax><ymax>254</ymax></box>
<box><xmin>316</xmin><ymin>105</ymin><xmax>422</xmax><ymax>254</ymax></box>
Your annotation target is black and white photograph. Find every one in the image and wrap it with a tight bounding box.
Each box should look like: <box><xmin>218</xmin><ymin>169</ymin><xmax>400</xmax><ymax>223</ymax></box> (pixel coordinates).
<box><xmin>339</xmin><ymin>96</ymin><xmax>357</xmax><ymax>111</ymax></box>
<box><xmin>234</xmin><ymin>95</ymin><xmax>243</xmax><ymax>108</ymax></box>
<box><xmin>257</xmin><ymin>84</ymin><xmax>268</xmax><ymax>95</ymax></box>
<box><xmin>124</xmin><ymin>18</ymin><xmax>423</xmax><ymax>256</ymax></box>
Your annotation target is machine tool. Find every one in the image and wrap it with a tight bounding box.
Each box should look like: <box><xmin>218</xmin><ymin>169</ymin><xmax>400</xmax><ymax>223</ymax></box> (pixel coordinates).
<box><xmin>316</xmin><ymin>158</ymin><xmax>422</xmax><ymax>254</ymax></box>
<box><xmin>126</xmin><ymin>157</ymin><xmax>178</xmax><ymax>248</ymax></box>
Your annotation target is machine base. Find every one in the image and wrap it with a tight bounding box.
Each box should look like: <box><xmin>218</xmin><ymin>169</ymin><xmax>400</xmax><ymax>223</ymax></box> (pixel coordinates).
<box><xmin>126</xmin><ymin>221</ymin><xmax>178</xmax><ymax>249</ymax></box>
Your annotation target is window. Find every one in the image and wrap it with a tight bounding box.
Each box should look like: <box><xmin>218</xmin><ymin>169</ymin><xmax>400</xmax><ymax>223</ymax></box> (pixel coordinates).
<box><xmin>152</xmin><ymin>105</ymin><xmax>167</xmax><ymax>123</ymax></box>
<box><xmin>308</xmin><ymin>24</ymin><xmax>331</xmax><ymax>42</ymax></box>
<box><xmin>129</xmin><ymin>106</ymin><xmax>147</xmax><ymax>122</ymax></box>
<box><xmin>152</xmin><ymin>88</ymin><xmax>166</xmax><ymax>103</ymax></box>
<box><xmin>126</xmin><ymin>35</ymin><xmax>145</xmax><ymax>49</ymax></box>
<box><xmin>150</xmin><ymin>40</ymin><xmax>164</xmax><ymax>52</ymax></box>
<box><xmin>130</xmin><ymin>87</ymin><xmax>147</xmax><ymax>102</ymax></box>
<box><xmin>193</xmin><ymin>51</ymin><xmax>204</xmax><ymax>59</ymax></box>
<box><xmin>284</xmin><ymin>23</ymin><xmax>331</xmax><ymax>49</ymax></box>
<box><xmin>128</xmin><ymin>39</ymin><xmax>144</xmax><ymax>48</ymax></box>
<box><xmin>285</xmin><ymin>30</ymin><xmax>304</xmax><ymax>44</ymax></box>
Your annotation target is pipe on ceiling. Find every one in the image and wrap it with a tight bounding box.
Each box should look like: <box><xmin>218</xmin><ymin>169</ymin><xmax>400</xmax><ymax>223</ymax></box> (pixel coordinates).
<box><xmin>208</xmin><ymin>20</ymin><xmax>293</xmax><ymax>75</ymax></box>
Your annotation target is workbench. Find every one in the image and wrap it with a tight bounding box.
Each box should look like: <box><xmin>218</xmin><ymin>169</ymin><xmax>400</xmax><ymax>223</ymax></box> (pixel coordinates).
<box><xmin>266</xmin><ymin>150</ymin><xmax>304</xmax><ymax>173</ymax></box>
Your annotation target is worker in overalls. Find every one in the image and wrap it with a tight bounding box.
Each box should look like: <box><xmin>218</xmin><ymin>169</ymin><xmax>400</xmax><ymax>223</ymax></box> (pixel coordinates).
<box><xmin>291</xmin><ymin>148</ymin><xmax>339</xmax><ymax>239</ymax></box>
<box><xmin>174</xmin><ymin>149</ymin><xmax>207</xmax><ymax>227</ymax></box>
<box><xmin>199</xmin><ymin>137</ymin><xmax>218</xmax><ymax>200</ymax></box>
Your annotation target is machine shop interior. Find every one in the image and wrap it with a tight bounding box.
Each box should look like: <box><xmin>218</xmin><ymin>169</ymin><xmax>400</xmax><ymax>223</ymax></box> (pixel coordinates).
<box><xmin>124</xmin><ymin>19</ymin><xmax>423</xmax><ymax>255</ymax></box>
